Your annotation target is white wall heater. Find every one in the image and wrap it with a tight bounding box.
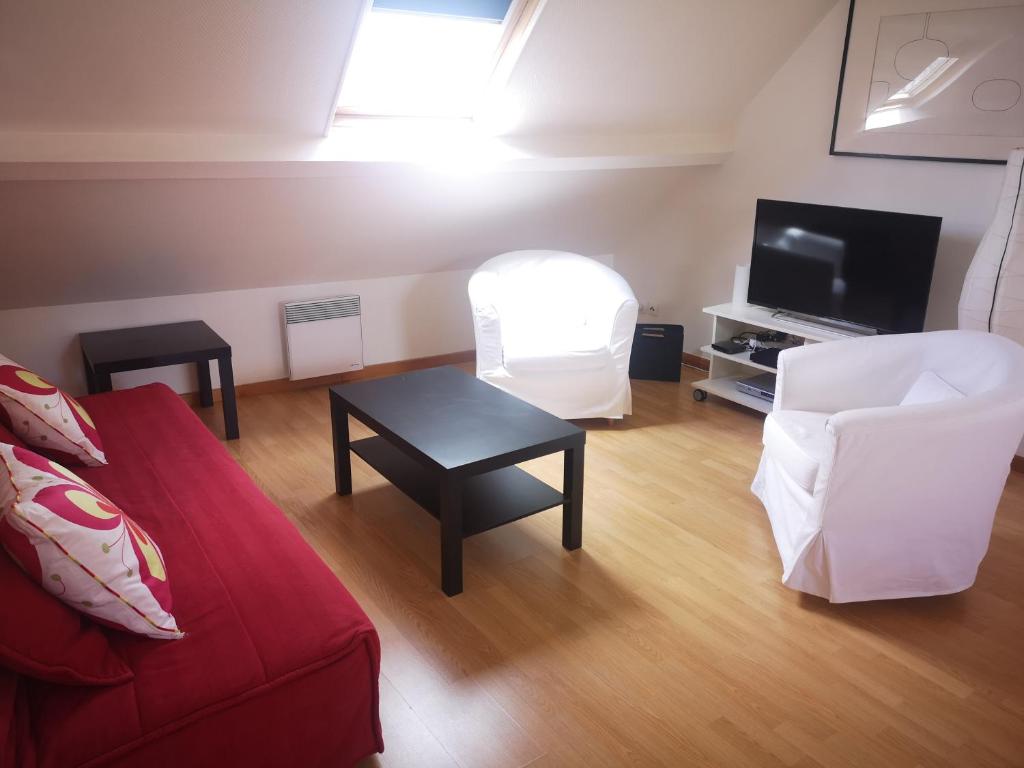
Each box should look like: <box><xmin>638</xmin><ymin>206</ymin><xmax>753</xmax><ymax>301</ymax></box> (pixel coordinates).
<box><xmin>282</xmin><ymin>295</ymin><xmax>364</xmax><ymax>381</ymax></box>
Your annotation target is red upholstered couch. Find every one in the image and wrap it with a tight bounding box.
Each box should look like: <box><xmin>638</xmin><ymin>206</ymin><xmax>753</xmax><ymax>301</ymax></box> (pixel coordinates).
<box><xmin>1</xmin><ymin>384</ymin><xmax>383</xmax><ymax>767</ymax></box>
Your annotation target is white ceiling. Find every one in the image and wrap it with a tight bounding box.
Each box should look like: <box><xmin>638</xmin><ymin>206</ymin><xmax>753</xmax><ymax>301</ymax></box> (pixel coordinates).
<box><xmin>0</xmin><ymin>0</ymin><xmax>361</xmax><ymax>135</ymax></box>
<box><xmin>504</xmin><ymin>0</ymin><xmax>837</xmax><ymax>135</ymax></box>
<box><xmin>0</xmin><ymin>0</ymin><xmax>836</xmax><ymax>139</ymax></box>
<box><xmin>0</xmin><ymin>0</ymin><xmax>837</xmax><ymax>311</ymax></box>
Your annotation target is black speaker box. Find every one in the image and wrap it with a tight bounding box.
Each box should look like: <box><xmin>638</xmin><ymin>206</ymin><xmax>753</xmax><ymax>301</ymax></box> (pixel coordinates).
<box><xmin>629</xmin><ymin>324</ymin><xmax>683</xmax><ymax>382</ymax></box>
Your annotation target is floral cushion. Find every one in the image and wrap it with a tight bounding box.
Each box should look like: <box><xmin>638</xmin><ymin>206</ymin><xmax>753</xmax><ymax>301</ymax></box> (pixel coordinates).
<box><xmin>0</xmin><ymin>443</ymin><xmax>181</xmax><ymax>640</ymax></box>
<box><xmin>0</xmin><ymin>354</ymin><xmax>106</xmax><ymax>466</ymax></box>
<box><xmin>0</xmin><ymin>422</ymin><xmax>25</xmax><ymax>448</ymax></box>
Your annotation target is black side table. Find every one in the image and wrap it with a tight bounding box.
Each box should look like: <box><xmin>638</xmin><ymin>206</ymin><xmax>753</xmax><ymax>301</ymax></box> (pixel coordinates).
<box><xmin>79</xmin><ymin>321</ymin><xmax>239</xmax><ymax>440</ymax></box>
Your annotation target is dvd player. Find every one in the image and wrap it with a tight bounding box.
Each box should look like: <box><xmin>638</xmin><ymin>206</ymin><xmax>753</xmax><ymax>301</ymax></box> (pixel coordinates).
<box><xmin>735</xmin><ymin>373</ymin><xmax>776</xmax><ymax>402</ymax></box>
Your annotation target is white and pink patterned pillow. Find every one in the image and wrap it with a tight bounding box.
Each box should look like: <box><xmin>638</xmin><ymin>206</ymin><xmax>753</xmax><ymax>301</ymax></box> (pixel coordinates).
<box><xmin>0</xmin><ymin>443</ymin><xmax>181</xmax><ymax>640</ymax></box>
<box><xmin>0</xmin><ymin>354</ymin><xmax>106</xmax><ymax>467</ymax></box>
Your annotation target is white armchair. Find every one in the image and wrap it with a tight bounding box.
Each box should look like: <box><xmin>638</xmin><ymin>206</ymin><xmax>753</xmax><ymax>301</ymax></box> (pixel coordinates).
<box><xmin>752</xmin><ymin>330</ymin><xmax>1024</xmax><ymax>602</ymax></box>
<box><xmin>468</xmin><ymin>251</ymin><xmax>639</xmax><ymax>419</ymax></box>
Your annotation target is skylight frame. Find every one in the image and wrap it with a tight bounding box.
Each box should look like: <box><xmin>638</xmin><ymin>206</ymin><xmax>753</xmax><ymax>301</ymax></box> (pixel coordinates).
<box><xmin>330</xmin><ymin>0</ymin><xmax>541</xmax><ymax>126</ymax></box>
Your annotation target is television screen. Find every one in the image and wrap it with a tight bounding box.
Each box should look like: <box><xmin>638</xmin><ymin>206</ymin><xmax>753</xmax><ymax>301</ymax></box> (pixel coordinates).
<box><xmin>747</xmin><ymin>199</ymin><xmax>941</xmax><ymax>334</ymax></box>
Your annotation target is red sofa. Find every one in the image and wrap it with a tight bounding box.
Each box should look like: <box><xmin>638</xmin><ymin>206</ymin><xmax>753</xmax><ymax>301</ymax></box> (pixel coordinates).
<box><xmin>2</xmin><ymin>383</ymin><xmax>383</xmax><ymax>767</ymax></box>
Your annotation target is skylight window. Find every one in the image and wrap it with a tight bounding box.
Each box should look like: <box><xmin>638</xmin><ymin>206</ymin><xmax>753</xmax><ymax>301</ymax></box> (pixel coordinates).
<box><xmin>335</xmin><ymin>0</ymin><xmax>535</xmax><ymax>120</ymax></box>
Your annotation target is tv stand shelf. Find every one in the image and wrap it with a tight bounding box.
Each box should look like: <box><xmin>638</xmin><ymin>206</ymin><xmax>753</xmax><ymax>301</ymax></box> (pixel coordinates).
<box><xmin>701</xmin><ymin>303</ymin><xmax>855</xmax><ymax>343</ymax></box>
<box><xmin>692</xmin><ymin>303</ymin><xmax>862</xmax><ymax>414</ymax></box>
<box><xmin>699</xmin><ymin>344</ymin><xmax>777</xmax><ymax>374</ymax></box>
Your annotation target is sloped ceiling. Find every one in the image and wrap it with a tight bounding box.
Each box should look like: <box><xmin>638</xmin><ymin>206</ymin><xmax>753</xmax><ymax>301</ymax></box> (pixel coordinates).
<box><xmin>0</xmin><ymin>0</ymin><xmax>836</xmax><ymax>138</ymax></box>
<box><xmin>0</xmin><ymin>167</ymin><xmax>688</xmax><ymax>309</ymax></box>
<box><xmin>0</xmin><ymin>0</ymin><xmax>360</xmax><ymax>135</ymax></box>
<box><xmin>0</xmin><ymin>0</ymin><xmax>836</xmax><ymax>311</ymax></box>
<box><xmin>505</xmin><ymin>0</ymin><xmax>837</xmax><ymax>135</ymax></box>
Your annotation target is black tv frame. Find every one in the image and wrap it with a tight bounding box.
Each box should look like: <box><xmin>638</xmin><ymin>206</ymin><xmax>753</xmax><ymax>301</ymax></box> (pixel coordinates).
<box><xmin>747</xmin><ymin>198</ymin><xmax>942</xmax><ymax>335</ymax></box>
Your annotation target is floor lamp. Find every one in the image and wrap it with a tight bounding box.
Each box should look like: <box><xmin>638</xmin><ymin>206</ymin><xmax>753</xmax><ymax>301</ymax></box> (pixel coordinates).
<box><xmin>959</xmin><ymin>148</ymin><xmax>1024</xmax><ymax>344</ymax></box>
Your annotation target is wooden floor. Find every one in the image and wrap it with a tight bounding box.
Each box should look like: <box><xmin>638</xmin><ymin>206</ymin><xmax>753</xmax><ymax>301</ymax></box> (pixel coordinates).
<box><xmin>194</xmin><ymin>368</ymin><xmax>1024</xmax><ymax>768</ymax></box>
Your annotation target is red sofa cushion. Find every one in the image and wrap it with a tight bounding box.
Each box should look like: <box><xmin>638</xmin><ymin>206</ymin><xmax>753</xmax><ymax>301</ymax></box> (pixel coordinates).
<box><xmin>0</xmin><ymin>548</ymin><xmax>133</xmax><ymax>687</ymax></box>
<box><xmin>0</xmin><ymin>667</ymin><xmax>19</xmax><ymax>768</ymax></box>
<box><xmin>21</xmin><ymin>384</ymin><xmax>382</xmax><ymax>767</ymax></box>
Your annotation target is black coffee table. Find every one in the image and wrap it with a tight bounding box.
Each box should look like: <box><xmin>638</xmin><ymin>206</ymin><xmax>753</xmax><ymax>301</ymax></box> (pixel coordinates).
<box><xmin>330</xmin><ymin>366</ymin><xmax>585</xmax><ymax>596</ymax></box>
<box><xmin>79</xmin><ymin>320</ymin><xmax>239</xmax><ymax>440</ymax></box>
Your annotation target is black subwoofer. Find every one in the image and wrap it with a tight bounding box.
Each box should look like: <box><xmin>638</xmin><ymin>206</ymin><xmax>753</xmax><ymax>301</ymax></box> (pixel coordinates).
<box><xmin>629</xmin><ymin>323</ymin><xmax>683</xmax><ymax>382</ymax></box>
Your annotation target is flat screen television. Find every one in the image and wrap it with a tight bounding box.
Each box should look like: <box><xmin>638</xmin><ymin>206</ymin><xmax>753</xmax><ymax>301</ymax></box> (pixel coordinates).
<box><xmin>747</xmin><ymin>199</ymin><xmax>942</xmax><ymax>334</ymax></box>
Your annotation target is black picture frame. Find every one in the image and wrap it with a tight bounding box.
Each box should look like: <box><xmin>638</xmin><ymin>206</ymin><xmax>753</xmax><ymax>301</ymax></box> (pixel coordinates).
<box><xmin>829</xmin><ymin>0</ymin><xmax>1015</xmax><ymax>165</ymax></box>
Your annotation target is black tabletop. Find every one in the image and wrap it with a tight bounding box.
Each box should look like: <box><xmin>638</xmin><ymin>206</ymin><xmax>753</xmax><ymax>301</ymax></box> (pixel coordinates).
<box><xmin>331</xmin><ymin>366</ymin><xmax>583</xmax><ymax>471</ymax></box>
<box><xmin>79</xmin><ymin>321</ymin><xmax>230</xmax><ymax>366</ymax></box>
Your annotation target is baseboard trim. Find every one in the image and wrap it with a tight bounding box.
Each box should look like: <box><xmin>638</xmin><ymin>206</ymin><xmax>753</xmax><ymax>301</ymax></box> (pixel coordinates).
<box><xmin>181</xmin><ymin>350</ymin><xmax>475</xmax><ymax>405</ymax></box>
<box><xmin>1013</xmin><ymin>455</ymin><xmax>1024</xmax><ymax>474</ymax></box>
<box><xmin>683</xmin><ymin>353</ymin><xmax>710</xmax><ymax>372</ymax></box>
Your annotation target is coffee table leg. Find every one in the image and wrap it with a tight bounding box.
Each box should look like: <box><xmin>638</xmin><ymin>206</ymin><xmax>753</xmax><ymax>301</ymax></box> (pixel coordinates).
<box><xmin>440</xmin><ymin>474</ymin><xmax>464</xmax><ymax>596</ymax></box>
<box><xmin>217</xmin><ymin>356</ymin><xmax>239</xmax><ymax>440</ymax></box>
<box><xmin>331</xmin><ymin>392</ymin><xmax>353</xmax><ymax>496</ymax></box>
<box><xmin>562</xmin><ymin>443</ymin><xmax>584</xmax><ymax>550</ymax></box>
<box><xmin>197</xmin><ymin>361</ymin><xmax>214</xmax><ymax>407</ymax></box>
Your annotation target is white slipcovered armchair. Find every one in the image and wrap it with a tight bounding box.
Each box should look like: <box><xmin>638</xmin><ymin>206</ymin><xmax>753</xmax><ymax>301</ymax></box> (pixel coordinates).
<box><xmin>468</xmin><ymin>251</ymin><xmax>639</xmax><ymax>419</ymax></box>
<box><xmin>752</xmin><ymin>330</ymin><xmax>1024</xmax><ymax>602</ymax></box>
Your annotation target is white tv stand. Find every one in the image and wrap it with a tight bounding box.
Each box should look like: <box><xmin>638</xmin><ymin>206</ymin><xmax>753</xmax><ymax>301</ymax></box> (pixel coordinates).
<box><xmin>692</xmin><ymin>303</ymin><xmax>863</xmax><ymax>414</ymax></box>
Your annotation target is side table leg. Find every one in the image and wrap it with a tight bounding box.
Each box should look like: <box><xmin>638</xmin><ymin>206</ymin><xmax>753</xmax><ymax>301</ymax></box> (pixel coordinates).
<box><xmin>440</xmin><ymin>474</ymin><xmax>464</xmax><ymax>596</ymax></box>
<box><xmin>196</xmin><ymin>361</ymin><xmax>213</xmax><ymax>407</ymax></box>
<box><xmin>562</xmin><ymin>443</ymin><xmax>584</xmax><ymax>550</ymax></box>
<box><xmin>217</xmin><ymin>356</ymin><xmax>239</xmax><ymax>440</ymax></box>
<box><xmin>82</xmin><ymin>350</ymin><xmax>97</xmax><ymax>395</ymax></box>
<box><xmin>331</xmin><ymin>392</ymin><xmax>353</xmax><ymax>496</ymax></box>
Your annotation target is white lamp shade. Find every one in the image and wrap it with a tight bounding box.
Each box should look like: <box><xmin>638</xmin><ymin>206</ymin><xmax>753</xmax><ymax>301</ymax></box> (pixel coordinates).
<box><xmin>959</xmin><ymin>148</ymin><xmax>1024</xmax><ymax>345</ymax></box>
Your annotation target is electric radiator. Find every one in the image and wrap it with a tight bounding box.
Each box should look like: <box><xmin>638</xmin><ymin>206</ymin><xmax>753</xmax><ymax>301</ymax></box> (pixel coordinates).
<box><xmin>282</xmin><ymin>295</ymin><xmax>364</xmax><ymax>381</ymax></box>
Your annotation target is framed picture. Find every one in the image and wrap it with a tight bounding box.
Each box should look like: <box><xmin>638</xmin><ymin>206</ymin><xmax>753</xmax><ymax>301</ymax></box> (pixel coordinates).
<box><xmin>830</xmin><ymin>0</ymin><xmax>1024</xmax><ymax>164</ymax></box>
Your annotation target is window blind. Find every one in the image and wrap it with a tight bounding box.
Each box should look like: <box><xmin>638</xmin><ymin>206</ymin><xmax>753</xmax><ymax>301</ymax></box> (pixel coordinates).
<box><xmin>371</xmin><ymin>0</ymin><xmax>513</xmax><ymax>22</ymax></box>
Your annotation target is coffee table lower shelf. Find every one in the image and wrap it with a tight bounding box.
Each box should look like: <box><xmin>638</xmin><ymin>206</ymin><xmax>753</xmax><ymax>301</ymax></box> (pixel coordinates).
<box><xmin>350</xmin><ymin>436</ymin><xmax>565</xmax><ymax>537</ymax></box>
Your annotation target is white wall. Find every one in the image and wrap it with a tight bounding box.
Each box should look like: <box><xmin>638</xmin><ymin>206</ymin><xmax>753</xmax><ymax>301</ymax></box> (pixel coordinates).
<box><xmin>0</xmin><ymin>0</ymin><xmax>839</xmax><ymax>411</ymax></box>
<box><xmin>616</xmin><ymin>1</ymin><xmax>1017</xmax><ymax>455</ymax></box>
<box><xmin>0</xmin><ymin>270</ymin><xmax>476</xmax><ymax>397</ymax></box>
<box><xmin>0</xmin><ymin>168</ymin><xmax>679</xmax><ymax>309</ymax></box>
<box><xmin>616</xmin><ymin>1</ymin><xmax>1005</xmax><ymax>354</ymax></box>
<box><xmin>0</xmin><ymin>165</ymin><xmax>676</xmax><ymax>402</ymax></box>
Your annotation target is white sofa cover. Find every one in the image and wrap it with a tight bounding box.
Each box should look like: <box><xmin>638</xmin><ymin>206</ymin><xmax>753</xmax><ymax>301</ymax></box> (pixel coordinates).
<box><xmin>468</xmin><ymin>251</ymin><xmax>639</xmax><ymax>419</ymax></box>
<box><xmin>752</xmin><ymin>330</ymin><xmax>1024</xmax><ymax>602</ymax></box>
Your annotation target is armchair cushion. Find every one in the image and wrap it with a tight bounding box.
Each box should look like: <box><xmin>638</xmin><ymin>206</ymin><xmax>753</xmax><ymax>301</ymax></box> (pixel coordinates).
<box><xmin>503</xmin><ymin>326</ymin><xmax>611</xmax><ymax>374</ymax></box>
<box><xmin>900</xmin><ymin>370</ymin><xmax>964</xmax><ymax>407</ymax></box>
<box><xmin>762</xmin><ymin>411</ymin><xmax>831</xmax><ymax>494</ymax></box>
<box><xmin>504</xmin><ymin>346</ymin><xmax>611</xmax><ymax>375</ymax></box>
